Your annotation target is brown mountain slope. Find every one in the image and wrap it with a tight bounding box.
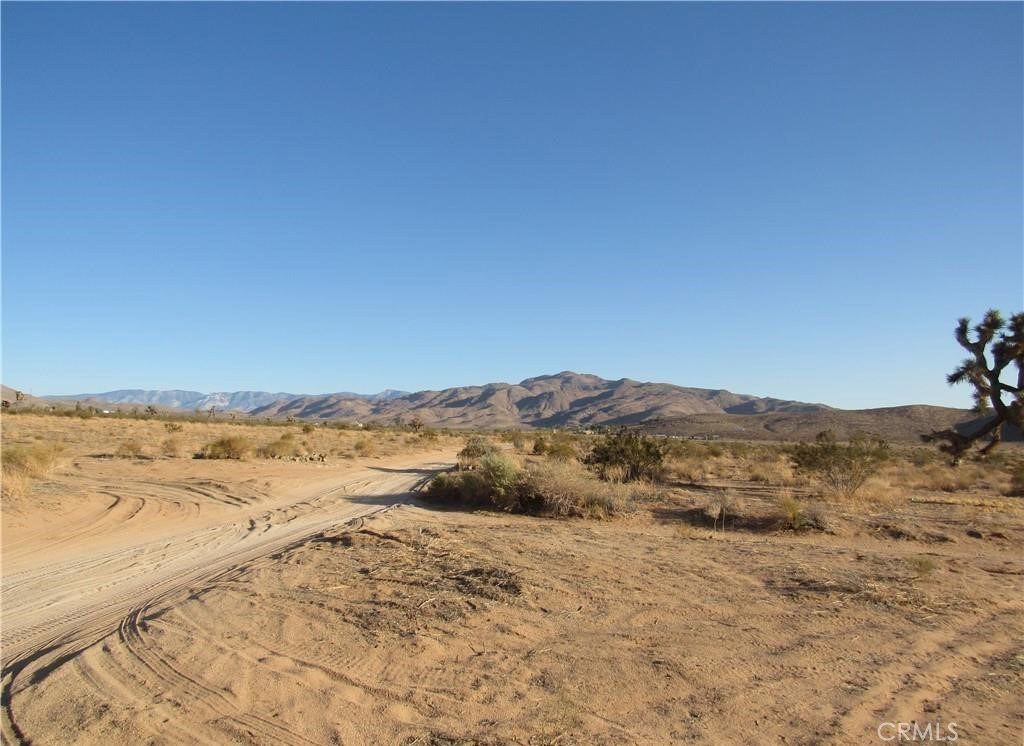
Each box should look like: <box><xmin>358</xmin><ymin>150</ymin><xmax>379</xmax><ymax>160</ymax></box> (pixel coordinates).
<box><xmin>635</xmin><ymin>405</ymin><xmax>1010</xmax><ymax>444</ymax></box>
<box><xmin>249</xmin><ymin>372</ymin><xmax>829</xmax><ymax>428</ymax></box>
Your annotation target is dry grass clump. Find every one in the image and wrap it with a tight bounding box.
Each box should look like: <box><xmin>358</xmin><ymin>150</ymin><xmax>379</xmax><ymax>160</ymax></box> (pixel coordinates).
<box><xmin>520</xmin><ymin>459</ymin><xmax>640</xmax><ymax>518</ymax></box>
<box><xmin>775</xmin><ymin>492</ymin><xmax>829</xmax><ymax>531</ymax></box>
<box><xmin>115</xmin><ymin>438</ymin><xmax>145</xmax><ymax>458</ymax></box>
<box><xmin>256</xmin><ymin>432</ymin><xmax>303</xmax><ymax>459</ymax></box>
<box><xmin>353</xmin><ymin>437</ymin><xmax>375</xmax><ymax>457</ymax></box>
<box><xmin>2</xmin><ymin>441</ymin><xmax>65</xmax><ymax>498</ymax></box>
<box><xmin>195</xmin><ymin>435</ymin><xmax>252</xmax><ymax>460</ymax></box>
<box><xmin>161</xmin><ymin>437</ymin><xmax>182</xmax><ymax>458</ymax></box>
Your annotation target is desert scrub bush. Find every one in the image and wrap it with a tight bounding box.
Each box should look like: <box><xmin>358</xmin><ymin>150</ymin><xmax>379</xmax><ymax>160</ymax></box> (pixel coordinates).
<box><xmin>665</xmin><ymin>456</ymin><xmax>708</xmax><ymax>484</ymax></box>
<box><xmin>531</xmin><ymin>435</ymin><xmax>548</xmax><ymax>456</ymax></box>
<box><xmin>774</xmin><ymin>492</ymin><xmax>828</xmax><ymax>531</ymax></box>
<box><xmin>544</xmin><ymin>434</ymin><xmax>579</xmax><ymax>462</ymax></box>
<box><xmin>424</xmin><ymin>457</ymin><xmax>637</xmax><ymax>518</ymax></box>
<box><xmin>792</xmin><ymin>431</ymin><xmax>889</xmax><ymax>498</ymax></box>
<box><xmin>195</xmin><ymin>435</ymin><xmax>252</xmax><ymax>460</ymax></box>
<box><xmin>161</xmin><ymin>437</ymin><xmax>182</xmax><ymax>458</ymax></box>
<box><xmin>748</xmin><ymin>457</ymin><xmax>797</xmax><ymax>486</ymax></box>
<box><xmin>115</xmin><ymin>438</ymin><xmax>144</xmax><ymax>458</ymax></box>
<box><xmin>164</xmin><ymin>422</ymin><xmax>184</xmax><ymax>433</ymax></box>
<box><xmin>302</xmin><ymin>423</ymin><xmax>315</xmax><ymax>434</ymax></box>
<box><xmin>2</xmin><ymin>442</ymin><xmax>65</xmax><ymax>498</ymax></box>
<box><xmin>519</xmin><ymin>460</ymin><xmax>639</xmax><ymax>518</ymax></box>
<box><xmin>353</xmin><ymin>437</ymin><xmax>375</xmax><ymax>457</ymax></box>
<box><xmin>257</xmin><ymin>432</ymin><xmax>302</xmax><ymax>459</ymax></box>
<box><xmin>457</xmin><ymin>435</ymin><xmax>497</xmax><ymax>469</ymax></box>
<box><xmin>585</xmin><ymin>430</ymin><xmax>665</xmax><ymax>482</ymax></box>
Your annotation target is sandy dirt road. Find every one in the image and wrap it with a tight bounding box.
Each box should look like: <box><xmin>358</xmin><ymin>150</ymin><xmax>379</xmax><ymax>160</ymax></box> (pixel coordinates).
<box><xmin>0</xmin><ymin>455</ymin><xmax>453</xmax><ymax>745</ymax></box>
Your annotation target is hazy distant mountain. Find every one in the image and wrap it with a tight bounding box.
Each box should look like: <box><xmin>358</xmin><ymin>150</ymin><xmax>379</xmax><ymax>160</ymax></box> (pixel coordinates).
<box><xmin>43</xmin><ymin>389</ymin><xmax>407</xmax><ymax>412</ymax></box>
<box><xmin>249</xmin><ymin>371</ymin><xmax>831</xmax><ymax>428</ymax></box>
<box><xmin>636</xmin><ymin>405</ymin><xmax>983</xmax><ymax>443</ymax></box>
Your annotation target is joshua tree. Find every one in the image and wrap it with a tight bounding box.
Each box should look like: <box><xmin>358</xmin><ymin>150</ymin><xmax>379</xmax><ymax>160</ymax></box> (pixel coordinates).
<box><xmin>923</xmin><ymin>310</ymin><xmax>1023</xmax><ymax>464</ymax></box>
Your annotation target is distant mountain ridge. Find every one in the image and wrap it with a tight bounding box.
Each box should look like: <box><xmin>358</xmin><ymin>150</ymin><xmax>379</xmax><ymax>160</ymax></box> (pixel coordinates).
<box><xmin>43</xmin><ymin>388</ymin><xmax>407</xmax><ymax>412</ymax></box>
<box><xmin>248</xmin><ymin>371</ymin><xmax>830</xmax><ymax>428</ymax></box>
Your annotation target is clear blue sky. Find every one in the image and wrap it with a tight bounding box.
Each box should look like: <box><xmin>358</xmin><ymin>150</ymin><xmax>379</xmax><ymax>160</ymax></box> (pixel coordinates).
<box><xmin>2</xmin><ymin>2</ymin><xmax>1021</xmax><ymax>408</ymax></box>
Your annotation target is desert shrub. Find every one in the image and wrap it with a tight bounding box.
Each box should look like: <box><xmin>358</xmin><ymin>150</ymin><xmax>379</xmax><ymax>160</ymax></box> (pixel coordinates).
<box><xmin>532</xmin><ymin>435</ymin><xmax>548</xmax><ymax>456</ymax></box>
<box><xmin>2</xmin><ymin>442</ymin><xmax>64</xmax><ymax>497</ymax></box>
<box><xmin>116</xmin><ymin>438</ymin><xmax>144</xmax><ymax>458</ymax></box>
<box><xmin>518</xmin><ymin>460</ymin><xmax>637</xmax><ymax>518</ymax></box>
<box><xmin>458</xmin><ymin>435</ymin><xmax>497</xmax><ymax>469</ymax></box>
<box><xmin>302</xmin><ymin>423</ymin><xmax>315</xmax><ymax>434</ymax></box>
<box><xmin>419</xmin><ymin>428</ymin><xmax>438</xmax><ymax>442</ymax></box>
<box><xmin>257</xmin><ymin>433</ymin><xmax>302</xmax><ymax>459</ymax></box>
<box><xmin>477</xmin><ymin>453</ymin><xmax>522</xmax><ymax>509</ymax></box>
<box><xmin>164</xmin><ymin>422</ymin><xmax>184</xmax><ymax>433</ymax></box>
<box><xmin>665</xmin><ymin>456</ymin><xmax>707</xmax><ymax>484</ymax></box>
<box><xmin>586</xmin><ymin>430</ymin><xmax>665</xmax><ymax>482</ymax></box>
<box><xmin>792</xmin><ymin>431</ymin><xmax>889</xmax><ymax>498</ymax></box>
<box><xmin>748</xmin><ymin>458</ymin><xmax>796</xmax><ymax>486</ymax></box>
<box><xmin>545</xmin><ymin>434</ymin><xmax>578</xmax><ymax>462</ymax></box>
<box><xmin>196</xmin><ymin>435</ymin><xmax>252</xmax><ymax>460</ymax></box>
<box><xmin>353</xmin><ymin>437</ymin><xmax>374</xmax><ymax>456</ymax></box>
<box><xmin>776</xmin><ymin>493</ymin><xmax>811</xmax><ymax>530</ymax></box>
<box><xmin>424</xmin><ymin>457</ymin><xmax>637</xmax><ymax>518</ymax></box>
<box><xmin>161</xmin><ymin>437</ymin><xmax>182</xmax><ymax>458</ymax></box>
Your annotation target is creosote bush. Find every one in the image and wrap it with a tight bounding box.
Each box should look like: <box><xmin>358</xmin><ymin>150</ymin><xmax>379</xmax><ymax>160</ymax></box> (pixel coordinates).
<box><xmin>585</xmin><ymin>430</ymin><xmax>665</xmax><ymax>482</ymax></box>
<box><xmin>792</xmin><ymin>431</ymin><xmax>889</xmax><ymax>498</ymax></box>
<box><xmin>457</xmin><ymin>435</ymin><xmax>498</xmax><ymax>469</ymax></box>
<box><xmin>426</xmin><ymin>455</ymin><xmax>638</xmax><ymax>518</ymax></box>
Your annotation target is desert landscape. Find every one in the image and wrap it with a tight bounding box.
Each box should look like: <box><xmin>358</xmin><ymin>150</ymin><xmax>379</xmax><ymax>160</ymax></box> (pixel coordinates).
<box><xmin>4</xmin><ymin>3</ymin><xmax>1021</xmax><ymax>744</ymax></box>
<box><xmin>2</xmin><ymin>406</ymin><xmax>1022</xmax><ymax>745</ymax></box>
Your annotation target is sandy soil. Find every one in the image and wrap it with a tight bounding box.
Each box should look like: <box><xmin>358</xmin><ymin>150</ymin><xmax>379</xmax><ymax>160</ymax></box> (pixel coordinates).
<box><xmin>2</xmin><ymin>427</ymin><xmax>1022</xmax><ymax>745</ymax></box>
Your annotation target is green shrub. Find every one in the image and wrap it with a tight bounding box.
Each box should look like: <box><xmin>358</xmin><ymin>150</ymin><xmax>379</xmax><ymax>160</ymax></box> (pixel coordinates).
<box><xmin>477</xmin><ymin>453</ymin><xmax>522</xmax><ymax>510</ymax></box>
<box><xmin>585</xmin><ymin>430</ymin><xmax>665</xmax><ymax>482</ymax></box>
<box><xmin>532</xmin><ymin>435</ymin><xmax>548</xmax><ymax>456</ymax></box>
<box><xmin>458</xmin><ymin>435</ymin><xmax>497</xmax><ymax>469</ymax></box>
<box><xmin>792</xmin><ymin>431</ymin><xmax>889</xmax><ymax>498</ymax></box>
<box><xmin>196</xmin><ymin>435</ymin><xmax>252</xmax><ymax>460</ymax></box>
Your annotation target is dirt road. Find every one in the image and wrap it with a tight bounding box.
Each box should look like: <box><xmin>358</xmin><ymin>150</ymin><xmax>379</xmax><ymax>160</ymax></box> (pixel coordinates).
<box><xmin>0</xmin><ymin>456</ymin><xmax>452</xmax><ymax>745</ymax></box>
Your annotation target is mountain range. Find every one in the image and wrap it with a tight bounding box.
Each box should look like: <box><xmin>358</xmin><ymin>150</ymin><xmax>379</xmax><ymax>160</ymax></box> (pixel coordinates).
<box><xmin>246</xmin><ymin>371</ymin><xmax>829</xmax><ymax>428</ymax></box>
<box><xmin>41</xmin><ymin>388</ymin><xmax>407</xmax><ymax>413</ymax></box>
<box><xmin>16</xmin><ymin>372</ymin><xmax>985</xmax><ymax>442</ymax></box>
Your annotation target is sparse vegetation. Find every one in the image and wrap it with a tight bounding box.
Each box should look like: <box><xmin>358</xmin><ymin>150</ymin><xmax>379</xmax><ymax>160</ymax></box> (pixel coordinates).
<box><xmin>2</xmin><ymin>441</ymin><xmax>64</xmax><ymax>497</ymax></box>
<box><xmin>115</xmin><ymin>438</ymin><xmax>145</xmax><ymax>458</ymax></box>
<box><xmin>161</xmin><ymin>436</ymin><xmax>182</xmax><ymax>458</ymax></box>
<box><xmin>585</xmin><ymin>430</ymin><xmax>665</xmax><ymax>482</ymax></box>
<box><xmin>792</xmin><ymin>431</ymin><xmax>889</xmax><ymax>498</ymax></box>
<box><xmin>196</xmin><ymin>435</ymin><xmax>252</xmax><ymax>460</ymax></box>
<box><xmin>457</xmin><ymin>435</ymin><xmax>497</xmax><ymax>469</ymax></box>
<box><xmin>257</xmin><ymin>432</ymin><xmax>303</xmax><ymax>459</ymax></box>
<box><xmin>426</xmin><ymin>454</ymin><xmax>640</xmax><ymax>518</ymax></box>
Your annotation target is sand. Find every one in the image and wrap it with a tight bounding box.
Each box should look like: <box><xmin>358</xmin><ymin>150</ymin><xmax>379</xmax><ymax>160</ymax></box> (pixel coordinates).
<box><xmin>2</xmin><ymin>423</ymin><xmax>1022</xmax><ymax>745</ymax></box>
